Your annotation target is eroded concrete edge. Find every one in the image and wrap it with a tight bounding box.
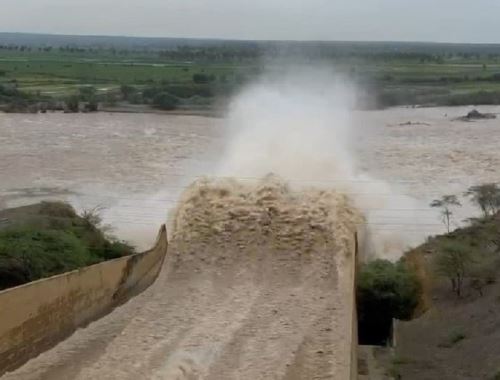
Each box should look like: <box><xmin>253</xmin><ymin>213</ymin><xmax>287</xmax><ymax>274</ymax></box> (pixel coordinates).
<box><xmin>0</xmin><ymin>225</ymin><xmax>168</xmax><ymax>376</ymax></box>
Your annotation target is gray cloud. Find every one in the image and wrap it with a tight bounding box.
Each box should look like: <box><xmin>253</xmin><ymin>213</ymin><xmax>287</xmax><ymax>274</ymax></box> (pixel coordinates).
<box><xmin>1</xmin><ymin>0</ymin><xmax>499</xmax><ymax>43</ymax></box>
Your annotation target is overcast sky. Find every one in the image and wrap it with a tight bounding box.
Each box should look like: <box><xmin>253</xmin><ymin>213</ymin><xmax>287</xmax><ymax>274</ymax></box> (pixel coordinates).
<box><xmin>1</xmin><ymin>0</ymin><xmax>499</xmax><ymax>43</ymax></box>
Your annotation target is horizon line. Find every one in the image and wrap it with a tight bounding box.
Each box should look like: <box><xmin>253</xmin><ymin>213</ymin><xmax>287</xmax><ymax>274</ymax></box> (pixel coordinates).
<box><xmin>2</xmin><ymin>30</ymin><xmax>500</xmax><ymax>46</ymax></box>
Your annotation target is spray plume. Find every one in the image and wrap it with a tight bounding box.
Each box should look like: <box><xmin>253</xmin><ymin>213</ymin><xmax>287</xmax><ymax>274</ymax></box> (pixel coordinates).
<box><xmin>210</xmin><ymin>67</ymin><xmax>434</xmax><ymax>259</ymax></box>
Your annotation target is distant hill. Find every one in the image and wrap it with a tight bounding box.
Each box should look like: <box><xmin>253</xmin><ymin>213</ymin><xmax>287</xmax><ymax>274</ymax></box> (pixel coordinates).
<box><xmin>0</xmin><ymin>32</ymin><xmax>257</xmax><ymax>50</ymax></box>
<box><xmin>3</xmin><ymin>32</ymin><xmax>500</xmax><ymax>54</ymax></box>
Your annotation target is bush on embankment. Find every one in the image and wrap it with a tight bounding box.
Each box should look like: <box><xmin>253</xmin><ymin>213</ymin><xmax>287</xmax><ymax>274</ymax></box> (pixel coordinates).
<box><xmin>357</xmin><ymin>259</ymin><xmax>421</xmax><ymax>345</ymax></box>
<box><xmin>0</xmin><ymin>202</ymin><xmax>134</xmax><ymax>291</ymax></box>
<box><xmin>410</xmin><ymin>213</ymin><xmax>500</xmax><ymax>300</ymax></box>
<box><xmin>392</xmin><ymin>212</ymin><xmax>500</xmax><ymax>379</ymax></box>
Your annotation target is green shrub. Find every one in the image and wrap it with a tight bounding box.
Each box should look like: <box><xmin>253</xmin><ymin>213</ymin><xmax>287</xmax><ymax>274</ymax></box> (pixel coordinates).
<box><xmin>433</xmin><ymin>231</ymin><xmax>499</xmax><ymax>297</ymax></box>
<box><xmin>101</xmin><ymin>241</ymin><xmax>135</xmax><ymax>260</ymax></box>
<box><xmin>445</xmin><ymin>91</ymin><xmax>500</xmax><ymax>106</ymax></box>
<box><xmin>357</xmin><ymin>259</ymin><xmax>420</xmax><ymax>345</ymax></box>
<box><xmin>0</xmin><ymin>228</ymin><xmax>91</xmax><ymax>289</ymax></box>
<box><xmin>39</xmin><ymin>201</ymin><xmax>77</xmax><ymax>218</ymax></box>
<box><xmin>120</xmin><ymin>84</ymin><xmax>137</xmax><ymax>101</ymax></box>
<box><xmin>192</xmin><ymin>73</ymin><xmax>215</xmax><ymax>84</ymax></box>
<box><xmin>152</xmin><ymin>92</ymin><xmax>179</xmax><ymax>110</ymax></box>
<box><xmin>64</xmin><ymin>95</ymin><xmax>79</xmax><ymax>112</ymax></box>
<box><xmin>0</xmin><ymin>202</ymin><xmax>135</xmax><ymax>290</ymax></box>
<box><xmin>161</xmin><ymin>84</ymin><xmax>213</xmax><ymax>98</ymax></box>
<box><xmin>434</xmin><ymin>240</ymin><xmax>474</xmax><ymax>297</ymax></box>
<box><xmin>78</xmin><ymin>86</ymin><xmax>96</xmax><ymax>101</ymax></box>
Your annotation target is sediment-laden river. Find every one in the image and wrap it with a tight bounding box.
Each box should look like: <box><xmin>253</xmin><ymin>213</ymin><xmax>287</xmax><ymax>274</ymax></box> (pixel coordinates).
<box><xmin>0</xmin><ymin>106</ymin><xmax>499</xmax><ymax>249</ymax></box>
<box><xmin>1</xmin><ymin>106</ymin><xmax>500</xmax><ymax>379</ymax></box>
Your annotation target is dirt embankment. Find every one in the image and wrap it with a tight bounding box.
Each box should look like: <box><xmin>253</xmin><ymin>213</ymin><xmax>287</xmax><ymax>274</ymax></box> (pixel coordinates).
<box><xmin>2</xmin><ymin>175</ymin><xmax>361</xmax><ymax>380</ymax></box>
<box><xmin>396</xmin><ymin>214</ymin><xmax>500</xmax><ymax>380</ymax></box>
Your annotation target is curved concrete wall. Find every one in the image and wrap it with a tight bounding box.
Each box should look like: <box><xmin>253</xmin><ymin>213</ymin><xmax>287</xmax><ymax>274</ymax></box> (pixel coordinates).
<box><xmin>0</xmin><ymin>225</ymin><xmax>168</xmax><ymax>376</ymax></box>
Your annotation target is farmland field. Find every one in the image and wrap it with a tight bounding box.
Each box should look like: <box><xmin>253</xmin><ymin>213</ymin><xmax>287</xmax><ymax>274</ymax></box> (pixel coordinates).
<box><xmin>2</xmin><ymin>36</ymin><xmax>500</xmax><ymax>109</ymax></box>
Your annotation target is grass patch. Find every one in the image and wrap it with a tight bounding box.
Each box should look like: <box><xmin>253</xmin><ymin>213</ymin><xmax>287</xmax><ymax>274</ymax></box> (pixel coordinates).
<box><xmin>0</xmin><ymin>202</ymin><xmax>134</xmax><ymax>291</ymax></box>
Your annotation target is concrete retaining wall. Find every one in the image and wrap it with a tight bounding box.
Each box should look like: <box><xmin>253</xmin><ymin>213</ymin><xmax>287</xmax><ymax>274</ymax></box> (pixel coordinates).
<box><xmin>0</xmin><ymin>225</ymin><xmax>168</xmax><ymax>376</ymax></box>
<box><xmin>346</xmin><ymin>232</ymin><xmax>362</xmax><ymax>379</ymax></box>
<box><xmin>350</xmin><ymin>232</ymin><xmax>360</xmax><ymax>380</ymax></box>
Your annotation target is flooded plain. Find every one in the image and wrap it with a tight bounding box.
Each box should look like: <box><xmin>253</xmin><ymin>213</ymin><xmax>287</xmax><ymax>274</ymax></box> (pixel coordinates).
<box><xmin>0</xmin><ymin>106</ymin><xmax>499</xmax><ymax>249</ymax></box>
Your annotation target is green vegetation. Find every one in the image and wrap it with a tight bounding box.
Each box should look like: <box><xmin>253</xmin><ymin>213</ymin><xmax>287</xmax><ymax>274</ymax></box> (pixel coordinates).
<box><xmin>0</xmin><ymin>84</ymin><xmax>43</xmax><ymax>112</ymax></box>
<box><xmin>434</xmin><ymin>240</ymin><xmax>474</xmax><ymax>297</ymax></box>
<box><xmin>152</xmin><ymin>92</ymin><xmax>179</xmax><ymax>110</ymax></box>
<box><xmin>359</xmin><ymin>183</ymin><xmax>500</xmax><ymax>347</ymax></box>
<box><xmin>424</xmin><ymin>183</ymin><xmax>500</xmax><ymax>298</ymax></box>
<box><xmin>0</xmin><ymin>228</ymin><xmax>89</xmax><ymax>288</ymax></box>
<box><xmin>3</xmin><ymin>34</ymin><xmax>500</xmax><ymax>112</ymax></box>
<box><xmin>64</xmin><ymin>95</ymin><xmax>80</xmax><ymax>112</ymax></box>
<box><xmin>0</xmin><ymin>202</ymin><xmax>134</xmax><ymax>291</ymax></box>
<box><xmin>464</xmin><ymin>183</ymin><xmax>500</xmax><ymax>218</ymax></box>
<box><xmin>357</xmin><ymin>259</ymin><xmax>420</xmax><ymax>345</ymax></box>
<box><xmin>390</xmin><ymin>184</ymin><xmax>500</xmax><ymax>378</ymax></box>
<box><xmin>429</xmin><ymin>214</ymin><xmax>500</xmax><ymax>299</ymax></box>
<box><xmin>430</xmin><ymin>195</ymin><xmax>461</xmax><ymax>233</ymax></box>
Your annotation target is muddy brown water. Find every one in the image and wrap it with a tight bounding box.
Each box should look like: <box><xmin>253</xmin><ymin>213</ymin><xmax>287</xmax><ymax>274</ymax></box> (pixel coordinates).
<box><xmin>0</xmin><ymin>106</ymin><xmax>499</xmax><ymax>379</ymax></box>
<box><xmin>1</xmin><ymin>106</ymin><xmax>499</xmax><ymax>249</ymax></box>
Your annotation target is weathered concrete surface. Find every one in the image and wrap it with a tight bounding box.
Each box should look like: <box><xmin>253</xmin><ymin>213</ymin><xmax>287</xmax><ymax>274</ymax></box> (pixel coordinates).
<box><xmin>0</xmin><ymin>176</ymin><xmax>362</xmax><ymax>379</ymax></box>
<box><xmin>1</xmin><ymin>234</ymin><xmax>359</xmax><ymax>380</ymax></box>
<box><xmin>0</xmin><ymin>225</ymin><xmax>167</xmax><ymax>376</ymax></box>
<box><xmin>358</xmin><ymin>345</ymin><xmax>393</xmax><ymax>380</ymax></box>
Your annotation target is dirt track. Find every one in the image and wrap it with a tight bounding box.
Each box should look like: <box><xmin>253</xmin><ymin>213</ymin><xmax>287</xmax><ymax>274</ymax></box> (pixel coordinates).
<box><xmin>2</xmin><ymin>177</ymin><xmax>358</xmax><ymax>380</ymax></box>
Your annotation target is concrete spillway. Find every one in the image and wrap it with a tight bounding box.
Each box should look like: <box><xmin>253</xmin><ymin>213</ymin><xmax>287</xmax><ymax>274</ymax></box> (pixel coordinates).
<box><xmin>1</xmin><ymin>177</ymin><xmax>359</xmax><ymax>379</ymax></box>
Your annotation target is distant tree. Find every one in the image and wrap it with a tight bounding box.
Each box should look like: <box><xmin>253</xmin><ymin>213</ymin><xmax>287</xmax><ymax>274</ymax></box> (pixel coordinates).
<box><xmin>434</xmin><ymin>240</ymin><xmax>474</xmax><ymax>297</ymax></box>
<box><xmin>430</xmin><ymin>195</ymin><xmax>461</xmax><ymax>233</ymax></box>
<box><xmin>119</xmin><ymin>85</ymin><xmax>137</xmax><ymax>101</ymax></box>
<box><xmin>192</xmin><ymin>73</ymin><xmax>210</xmax><ymax>84</ymax></box>
<box><xmin>80</xmin><ymin>205</ymin><xmax>107</xmax><ymax>230</ymax></box>
<box><xmin>219</xmin><ymin>74</ymin><xmax>228</xmax><ymax>83</ymax></box>
<box><xmin>152</xmin><ymin>92</ymin><xmax>179</xmax><ymax>111</ymax></box>
<box><xmin>464</xmin><ymin>183</ymin><xmax>500</xmax><ymax>217</ymax></box>
<box><xmin>64</xmin><ymin>96</ymin><xmax>79</xmax><ymax>113</ymax></box>
<box><xmin>78</xmin><ymin>86</ymin><xmax>96</xmax><ymax>102</ymax></box>
<box><xmin>128</xmin><ymin>92</ymin><xmax>143</xmax><ymax>104</ymax></box>
<box><xmin>103</xmin><ymin>92</ymin><xmax>118</xmax><ymax>106</ymax></box>
<box><xmin>142</xmin><ymin>86</ymin><xmax>160</xmax><ymax>101</ymax></box>
<box><xmin>84</xmin><ymin>99</ymin><xmax>98</xmax><ymax>112</ymax></box>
